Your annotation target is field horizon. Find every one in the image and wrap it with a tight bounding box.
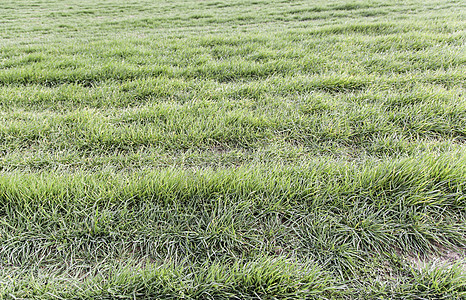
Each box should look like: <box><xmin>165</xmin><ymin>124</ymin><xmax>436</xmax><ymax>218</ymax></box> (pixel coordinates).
<box><xmin>1</xmin><ymin>0</ymin><xmax>465</xmax><ymax>298</ymax></box>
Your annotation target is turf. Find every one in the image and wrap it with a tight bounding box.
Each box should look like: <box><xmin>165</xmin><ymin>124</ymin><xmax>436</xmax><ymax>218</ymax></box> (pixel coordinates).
<box><xmin>0</xmin><ymin>0</ymin><xmax>465</xmax><ymax>298</ymax></box>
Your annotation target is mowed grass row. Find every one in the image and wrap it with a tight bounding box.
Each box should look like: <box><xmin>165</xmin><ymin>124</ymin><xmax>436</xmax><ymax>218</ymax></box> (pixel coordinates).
<box><xmin>1</xmin><ymin>25</ymin><xmax>464</xmax><ymax>92</ymax></box>
<box><xmin>0</xmin><ymin>0</ymin><xmax>463</xmax><ymax>42</ymax></box>
<box><xmin>0</xmin><ymin>94</ymin><xmax>464</xmax><ymax>155</ymax></box>
<box><xmin>0</xmin><ymin>154</ymin><xmax>465</xmax><ymax>298</ymax></box>
<box><xmin>0</xmin><ymin>79</ymin><xmax>465</xmax><ymax>163</ymax></box>
<box><xmin>2</xmin><ymin>258</ymin><xmax>465</xmax><ymax>300</ymax></box>
<box><xmin>1</xmin><ymin>72</ymin><xmax>465</xmax><ymax>110</ymax></box>
<box><xmin>1</xmin><ymin>32</ymin><xmax>464</xmax><ymax>87</ymax></box>
<box><xmin>1</xmin><ymin>0</ymin><xmax>465</xmax><ymax>298</ymax></box>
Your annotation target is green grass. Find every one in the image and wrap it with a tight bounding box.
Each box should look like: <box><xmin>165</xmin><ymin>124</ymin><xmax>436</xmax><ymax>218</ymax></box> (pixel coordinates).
<box><xmin>1</xmin><ymin>0</ymin><xmax>465</xmax><ymax>298</ymax></box>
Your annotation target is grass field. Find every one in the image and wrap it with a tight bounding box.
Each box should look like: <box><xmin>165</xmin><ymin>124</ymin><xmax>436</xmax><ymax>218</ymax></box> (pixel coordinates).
<box><xmin>1</xmin><ymin>0</ymin><xmax>465</xmax><ymax>298</ymax></box>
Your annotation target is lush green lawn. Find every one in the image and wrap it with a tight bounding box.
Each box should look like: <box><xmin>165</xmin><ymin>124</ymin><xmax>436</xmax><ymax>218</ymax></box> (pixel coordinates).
<box><xmin>0</xmin><ymin>0</ymin><xmax>465</xmax><ymax>298</ymax></box>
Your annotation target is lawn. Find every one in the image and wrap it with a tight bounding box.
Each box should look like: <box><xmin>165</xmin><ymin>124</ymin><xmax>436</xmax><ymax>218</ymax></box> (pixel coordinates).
<box><xmin>0</xmin><ymin>0</ymin><xmax>465</xmax><ymax>298</ymax></box>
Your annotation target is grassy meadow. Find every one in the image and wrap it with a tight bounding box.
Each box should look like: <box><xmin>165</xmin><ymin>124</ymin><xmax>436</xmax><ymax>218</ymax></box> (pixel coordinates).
<box><xmin>0</xmin><ymin>0</ymin><xmax>465</xmax><ymax>298</ymax></box>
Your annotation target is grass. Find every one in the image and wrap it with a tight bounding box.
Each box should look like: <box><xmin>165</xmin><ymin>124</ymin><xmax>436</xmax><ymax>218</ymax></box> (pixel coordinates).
<box><xmin>0</xmin><ymin>0</ymin><xmax>465</xmax><ymax>298</ymax></box>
